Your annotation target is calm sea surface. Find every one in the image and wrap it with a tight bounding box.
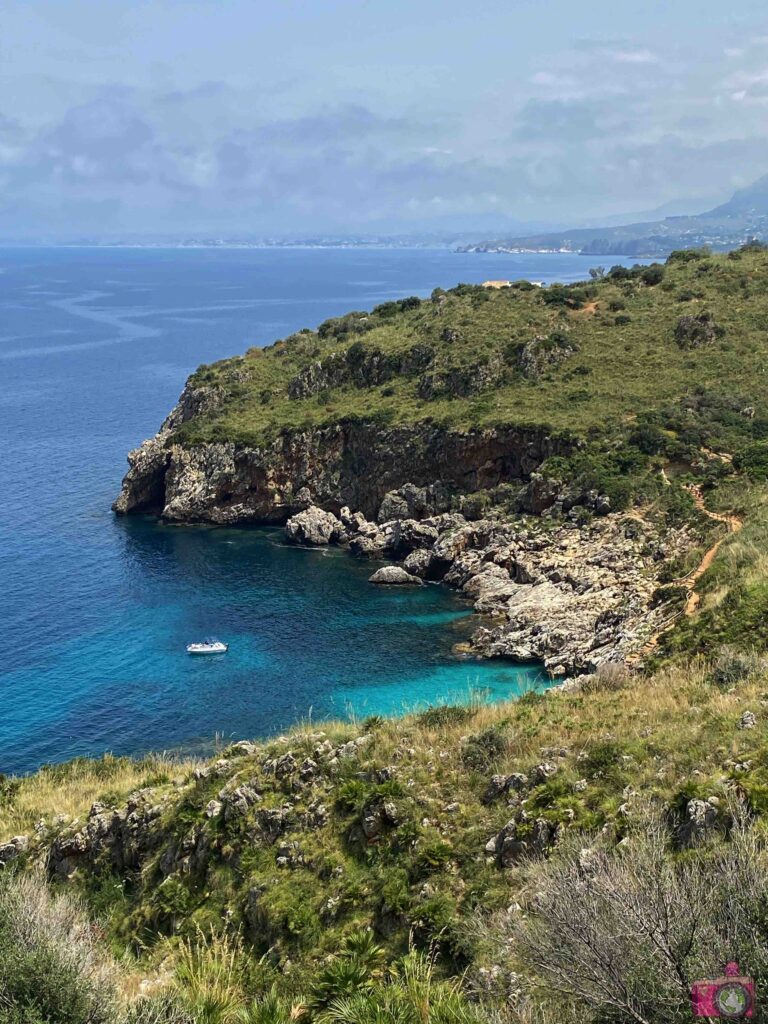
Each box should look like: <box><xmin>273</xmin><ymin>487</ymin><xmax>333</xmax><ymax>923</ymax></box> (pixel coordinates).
<box><xmin>0</xmin><ymin>247</ymin><xmax>637</xmax><ymax>774</ymax></box>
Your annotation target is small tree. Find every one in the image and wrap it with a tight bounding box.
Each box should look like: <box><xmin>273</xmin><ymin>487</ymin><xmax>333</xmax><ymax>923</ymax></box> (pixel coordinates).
<box><xmin>510</xmin><ymin>807</ymin><xmax>768</xmax><ymax>1024</ymax></box>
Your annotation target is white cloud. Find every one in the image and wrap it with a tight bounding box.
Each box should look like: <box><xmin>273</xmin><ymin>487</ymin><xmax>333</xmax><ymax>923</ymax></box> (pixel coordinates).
<box><xmin>4</xmin><ymin>26</ymin><xmax>768</xmax><ymax>237</ymax></box>
<box><xmin>608</xmin><ymin>48</ymin><xmax>659</xmax><ymax>64</ymax></box>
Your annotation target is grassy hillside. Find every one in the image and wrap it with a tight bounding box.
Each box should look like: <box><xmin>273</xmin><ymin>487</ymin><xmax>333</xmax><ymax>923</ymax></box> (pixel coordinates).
<box><xmin>3</xmin><ymin>649</ymin><xmax>768</xmax><ymax>1022</ymax></box>
<box><xmin>177</xmin><ymin>247</ymin><xmax>768</xmax><ymax>454</ymax></box>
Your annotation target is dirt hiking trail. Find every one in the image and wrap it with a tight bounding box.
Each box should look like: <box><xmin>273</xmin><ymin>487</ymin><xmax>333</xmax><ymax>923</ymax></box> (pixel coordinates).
<box><xmin>628</xmin><ymin>485</ymin><xmax>743</xmax><ymax>664</ymax></box>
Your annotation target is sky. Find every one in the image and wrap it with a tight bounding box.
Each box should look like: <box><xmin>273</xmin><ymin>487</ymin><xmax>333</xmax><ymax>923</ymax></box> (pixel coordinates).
<box><xmin>3</xmin><ymin>0</ymin><xmax>768</xmax><ymax>239</ymax></box>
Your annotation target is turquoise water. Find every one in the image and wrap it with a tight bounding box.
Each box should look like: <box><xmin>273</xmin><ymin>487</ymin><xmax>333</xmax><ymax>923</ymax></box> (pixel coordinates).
<box><xmin>0</xmin><ymin>247</ymin><xmax>636</xmax><ymax>774</ymax></box>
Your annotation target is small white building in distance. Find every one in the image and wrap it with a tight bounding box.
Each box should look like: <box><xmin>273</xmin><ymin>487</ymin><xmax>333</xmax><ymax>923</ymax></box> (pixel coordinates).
<box><xmin>482</xmin><ymin>279</ymin><xmax>545</xmax><ymax>289</ymax></box>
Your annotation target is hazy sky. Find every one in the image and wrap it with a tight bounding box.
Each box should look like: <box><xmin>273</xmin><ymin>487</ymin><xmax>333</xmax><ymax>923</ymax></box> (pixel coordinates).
<box><xmin>4</xmin><ymin>0</ymin><xmax>768</xmax><ymax>238</ymax></box>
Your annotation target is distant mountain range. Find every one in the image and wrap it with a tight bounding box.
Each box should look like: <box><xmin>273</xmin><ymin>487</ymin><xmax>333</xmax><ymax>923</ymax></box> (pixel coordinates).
<box><xmin>459</xmin><ymin>174</ymin><xmax>768</xmax><ymax>257</ymax></box>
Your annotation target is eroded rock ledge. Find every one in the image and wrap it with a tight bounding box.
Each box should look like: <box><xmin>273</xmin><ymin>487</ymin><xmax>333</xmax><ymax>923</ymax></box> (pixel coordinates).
<box><xmin>283</xmin><ymin>493</ymin><xmax>692</xmax><ymax>675</ymax></box>
<box><xmin>113</xmin><ymin>383</ymin><xmax>572</xmax><ymax>523</ymax></box>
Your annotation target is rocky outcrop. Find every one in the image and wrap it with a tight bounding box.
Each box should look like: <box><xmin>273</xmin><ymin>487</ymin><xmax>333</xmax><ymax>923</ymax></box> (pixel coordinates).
<box><xmin>368</xmin><ymin>566</ymin><xmax>423</xmax><ymax>586</ymax></box>
<box><xmin>280</xmin><ymin>495</ymin><xmax>693</xmax><ymax>674</ymax></box>
<box><xmin>416</xmin><ymin>354</ymin><xmax>507</xmax><ymax>399</ymax></box>
<box><xmin>485</xmin><ymin>814</ymin><xmax>557</xmax><ymax>867</ymax></box>
<box><xmin>674</xmin><ymin>312</ymin><xmax>725</xmax><ymax>349</ymax></box>
<box><xmin>287</xmin><ymin>343</ymin><xmax>433</xmax><ymax>399</ymax></box>
<box><xmin>285</xmin><ymin>507</ymin><xmax>345</xmax><ymax>546</ymax></box>
<box><xmin>114</xmin><ymin>384</ymin><xmax>693</xmax><ymax>674</ymax></box>
<box><xmin>0</xmin><ymin>834</ymin><xmax>29</xmax><ymax>867</ymax></box>
<box><xmin>113</xmin><ymin>380</ymin><xmax>572</xmax><ymax>522</ymax></box>
<box><xmin>516</xmin><ymin>332</ymin><xmax>578</xmax><ymax>380</ymax></box>
<box><xmin>678</xmin><ymin>797</ymin><xmax>719</xmax><ymax>847</ymax></box>
<box><xmin>48</xmin><ymin>789</ymin><xmax>170</xmax><ymax>879</ymax></box>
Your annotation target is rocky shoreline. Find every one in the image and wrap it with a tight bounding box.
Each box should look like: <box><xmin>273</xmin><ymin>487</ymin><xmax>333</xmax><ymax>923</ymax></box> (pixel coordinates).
<box><xmin>114</xmin><ymin>382</ymin><xmax>695</xmax><ymax>677</ymax></box>
<box><xmin>281</xmin><ymin>489</ymin><xmax>691</xmax><ymax>675</ymax></box>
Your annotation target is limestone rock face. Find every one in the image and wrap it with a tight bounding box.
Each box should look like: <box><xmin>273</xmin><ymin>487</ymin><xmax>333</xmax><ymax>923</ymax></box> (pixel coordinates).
<box><xmin>114</xmin><ymin>379</ymin><xmax>570</xmax><ymax>522</ymax></box>
<box><xmin>369</xmin><ymin>565</ymin><xmax>423</xmax><ymax>586</ymax></box>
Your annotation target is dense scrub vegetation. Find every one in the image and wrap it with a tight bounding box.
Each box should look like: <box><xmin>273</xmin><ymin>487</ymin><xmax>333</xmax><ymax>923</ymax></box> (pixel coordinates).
<box><xmin>176</xmin><ymin>248</ymin><xmax>768</xmax><ymax>463</ymax></box>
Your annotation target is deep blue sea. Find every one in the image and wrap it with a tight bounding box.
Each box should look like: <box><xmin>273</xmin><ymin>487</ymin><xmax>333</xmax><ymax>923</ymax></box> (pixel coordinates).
<box><xmin>0</xmin><ymin>247</ymin><xmax>637</xmax><ymax>774</ymax></box>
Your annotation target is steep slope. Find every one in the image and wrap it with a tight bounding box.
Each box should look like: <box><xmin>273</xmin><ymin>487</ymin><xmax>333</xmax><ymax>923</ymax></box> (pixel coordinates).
<box><xmin>115</xmin><ymin>248</ymin><xmax>768</xmax><ymax>525</ymax></box>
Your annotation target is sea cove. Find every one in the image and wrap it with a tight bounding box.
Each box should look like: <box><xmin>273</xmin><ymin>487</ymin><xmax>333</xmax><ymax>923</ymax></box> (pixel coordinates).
<box><xmin>0</xmin><ymin>247</ymin><xmax>614</xmax><ymax>775</ymax></box>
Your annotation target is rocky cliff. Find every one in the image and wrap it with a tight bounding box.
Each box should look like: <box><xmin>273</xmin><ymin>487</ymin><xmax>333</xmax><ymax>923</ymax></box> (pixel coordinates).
<box><xmin>114</xmin><ymin>382</ymin><xmax>572</xmax><ymax>523</ymax></box>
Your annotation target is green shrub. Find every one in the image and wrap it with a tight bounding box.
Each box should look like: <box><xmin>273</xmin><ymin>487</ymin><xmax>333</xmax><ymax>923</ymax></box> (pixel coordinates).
<box><xmin>668</xmin><ymin>246</ymin><xmax>711</xmax><ymax>262</ymax></box>
<box><xmin>581</xmin><ymin>740</ymin><xmax>628</xmax><ymax>782</ymax></box>
<box><xmin>735</xmin><ymin>440</ymin><xmax>768</xmax><ymax>481</ymax></box>
<box><xmin>640</xmin><ymin>264</ymin><xmax>665</xmax><ymax>286</ymax></box>
<box><xmin>0</xmin><ymin>872</ymin><xmax>120</xmax><ymax>1024</ymax></box>
<box><xmin>416</xmin><ymin>704</ymin><xmax>476</xmax><ymax>729</ymax></box>
<box><xmin>711</xmin><ymin>646</ymin><xmax>766</xmax><ymax>688</ymax></box>
<box><xmin>413</xmin><ymin>837</ymin><xmax>454</xmax><ymax>876</ymax></box>
<box><xmin>542</xmin><ymin>284</ymin><xmax>587</xmax><ymax>309</ymax></box>
<box><xmin>461</xmin><ymin>725</ymin><xmax>510</xmax><ymax>770</ymax></box>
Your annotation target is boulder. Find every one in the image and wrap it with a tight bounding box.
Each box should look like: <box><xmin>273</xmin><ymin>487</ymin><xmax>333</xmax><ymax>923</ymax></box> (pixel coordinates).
<box><xmin>228</xmin><ymin>741</ymin><xmax>258</xmax><ymax>757</ymax></box>
<box><xmin>377</xmin><ymin>482</ymin><xmax>448</xmax><ymax>523</ymax></box>
<box><xmin>403</xmin><ymin>548</ymin><xmax>436</xmax><ymax>579</ymax></box>
<box><xmin>369</xmin><ymin>565</ymin><xmax>423</xmax><ymax>586</ymax></box>
<box><xmin>482</xmin><ymin>772</ymin><xmax>528</xmax><ymax>803</ymax></box>
<box><xmin>486</xmin><ymin>816</ymin><xmax>556</xmax><ymax>867</ymax></box>
<box><xmin>529</xmin><ymin>762</ymin><xmax>558</xmax><ymax>786</ymax></box>
<box><xmin>679</xmin><ymin>798</ymin><xmax>718</xmax><ymax>846</ymax></box>
<box><xmin>378</xmin><ymin>490</ymin><xmax>410</xmax><ymax>523</ymax></box>
<box><xmin>285</xmin><ymin>506</ymin><xmax>344</xmax><ymax>546</ymax></box>
<box><xmin>205</xmin><ymin>800</ymin><xmax>223</xmax><ymax>819</ymax></box>
<box><xmin>361</xmin><ymin>799</ymin><xmax>399</xmax><ymax>840</ymax></box>
<box><xmin>0</xmin><ymin>835</ymin><xmax>29</xmax><ymax>867</ymax></box>
<box><xmin>349</xmin><ymin>522</ymin><xmax>388</xmax><ymax>557</ymax></box>
<box><xmin>339</xmin><ymin>507</ymin><xmax>370</xmax><ymax>534</ymax></box>
<box><xmin>385</xmin><ymin>519</ymin><xmax>440</xmax><ymax>557</ymax></box>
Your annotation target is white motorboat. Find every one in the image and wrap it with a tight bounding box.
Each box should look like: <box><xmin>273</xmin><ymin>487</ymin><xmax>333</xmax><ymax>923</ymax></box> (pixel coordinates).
<box><xmin>186</xmin><ymin>639</ymin><xmax>228</xmax><ymax>655</ymax></box>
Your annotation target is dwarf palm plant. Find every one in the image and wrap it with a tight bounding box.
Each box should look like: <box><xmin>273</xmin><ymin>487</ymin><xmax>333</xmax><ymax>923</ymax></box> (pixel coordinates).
<box><xmin>316</xmin><ymin>951</ymin><xmax>484</xmax><ymax>1024</ymax></box>
<box><xmin>308</xmin><ymin>929</ymin><xmax>386</xmax><ymax>1011</ymax></box>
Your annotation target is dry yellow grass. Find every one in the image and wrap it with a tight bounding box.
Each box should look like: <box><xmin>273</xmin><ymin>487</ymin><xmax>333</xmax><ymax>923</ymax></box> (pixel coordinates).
<box><xmin>0</xmin><ymin>753</ymin><xmax>201</xmax><ymax>842</ymax></box>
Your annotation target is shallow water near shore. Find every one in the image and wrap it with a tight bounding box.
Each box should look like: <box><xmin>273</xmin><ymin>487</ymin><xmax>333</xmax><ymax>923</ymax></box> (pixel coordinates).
<box><xmin>0</xmin><ymin>247</ymin><xmax>635</xmax><ymax>775</ymax></box>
